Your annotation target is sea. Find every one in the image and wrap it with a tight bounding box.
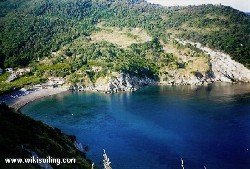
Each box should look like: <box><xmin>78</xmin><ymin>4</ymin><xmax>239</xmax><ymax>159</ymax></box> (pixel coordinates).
<box><xmin>21</xmin><ymin>83</ymin><xmax>250</xmax><ymax>169</ymax></box>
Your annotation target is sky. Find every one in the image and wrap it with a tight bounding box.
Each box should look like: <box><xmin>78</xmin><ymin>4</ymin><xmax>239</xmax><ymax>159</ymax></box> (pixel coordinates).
<box><xmin>146</xmin><ymin>0</ymin><xmax>250</xmax><ymax>12</ymax></box>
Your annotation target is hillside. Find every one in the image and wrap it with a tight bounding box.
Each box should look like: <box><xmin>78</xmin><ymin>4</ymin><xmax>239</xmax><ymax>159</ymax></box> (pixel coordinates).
<box><xmin>0</xmin><ymin>0</ymin><xmax>250</xmax><ymax>93</ymax></box>
<box><xmin>0</xmin><ymin>0</ymin><xmax>249</xmax><ymax>67</ymax></box>
<box><xmin>0</xmin><ymin>103</ymin><xmax>92</xmax><ymax>169</ymax></box>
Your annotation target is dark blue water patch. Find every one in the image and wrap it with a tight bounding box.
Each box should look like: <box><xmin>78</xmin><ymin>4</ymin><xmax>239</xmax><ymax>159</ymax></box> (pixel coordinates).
<box><xmin>21</xmin><ymin>83</ymin><xmax>250</xmax><ymax>169</ymax></box>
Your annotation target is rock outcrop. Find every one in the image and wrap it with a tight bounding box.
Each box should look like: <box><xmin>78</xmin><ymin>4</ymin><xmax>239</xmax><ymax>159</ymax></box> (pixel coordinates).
<box><xmin>160</xmin><ymin>69</ymin><xmax>214</xmax><ymax>86</ymax></box>
<box><xmin>176</xmin><ymin>39</ymin><xmax>250</xmax><ymax>83</ymax></box>
<box><xmin>94</xmin><ymin>72</ymin><xmax>156</xmax><ymax>93</ymax></box>
<box><xmin>208</xmin><ymin>49</ymin><xmax>250</xmax><ymax>82</ymax></box>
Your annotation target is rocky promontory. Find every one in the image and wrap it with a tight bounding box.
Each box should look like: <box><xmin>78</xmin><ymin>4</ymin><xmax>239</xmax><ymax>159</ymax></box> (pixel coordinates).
<box><xmin>170</xmin><ymin>39</ymin><xmax>250</xmax><ymax>84</ymax></box>
<box><xmin>94</xmin><ymin>72</ymin><xmax>156</xmax><ymax>93</ymax></box>
<box><xmin>70</xmin><ymin>72</ymin><xmax>156</xmax><ymax>93</ymax></box>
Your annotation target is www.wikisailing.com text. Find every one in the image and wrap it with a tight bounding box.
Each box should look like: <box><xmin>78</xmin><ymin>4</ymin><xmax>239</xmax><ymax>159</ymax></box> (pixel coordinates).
<box><xmin>5</xmin><ymin>156</ymin><xmax>76</xmax><ymax>166</ymax></box>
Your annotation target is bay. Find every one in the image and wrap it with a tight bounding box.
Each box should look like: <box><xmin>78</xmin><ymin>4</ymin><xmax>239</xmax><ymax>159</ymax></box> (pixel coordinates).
<box><xmin>21</xmin><ymin>83</ymin><xmax>250</xmax><ymax>169</ymax></box>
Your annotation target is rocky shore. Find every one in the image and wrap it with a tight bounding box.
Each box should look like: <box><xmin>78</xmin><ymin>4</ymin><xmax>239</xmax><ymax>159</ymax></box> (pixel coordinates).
<box><xmin>70</xmin><ymin>72</ymin><xmax>156</xmax><ymax>93</ymax></box>
<box><xmin>159</xmin><ymin>68</ymin><xmax>215</xmax><ymax>86</ymax></box>
<box><xmin>5</xmin><ymin>73</ymin><xmax>154</xmax><ymax>110</ymax></box>
<box><xmin>174</xmin><ymin>39</ymin><xmax>250</xmax><ymax>84</ymax></box>
<box><xmin>207</xmin><ymin>48</ymin><xmax>250</xmax><ymax>82</ymax></box>
<box><xmin>94</xmin><ymin>72</ymin><xmax>156</xmax><ymax>93</ymax></box>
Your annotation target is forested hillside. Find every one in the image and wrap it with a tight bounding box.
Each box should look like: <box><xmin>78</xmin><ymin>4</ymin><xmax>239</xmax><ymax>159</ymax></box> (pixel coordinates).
<box><xmin>0</xmin><ymin>0</ymin><xmax>249</xmax><ymax>68</ymax></box>
<box><xmin>0</xmin><ymin>0</ymin><xmax>250</xmax><ymax>94</ymax></box>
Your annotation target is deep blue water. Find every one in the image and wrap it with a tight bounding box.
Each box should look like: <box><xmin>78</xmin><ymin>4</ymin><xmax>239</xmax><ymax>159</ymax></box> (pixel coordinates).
<box><xmin>21</xmin><ymin>83</ymin><xmax>250</xmax><ymax>169</ymax></box>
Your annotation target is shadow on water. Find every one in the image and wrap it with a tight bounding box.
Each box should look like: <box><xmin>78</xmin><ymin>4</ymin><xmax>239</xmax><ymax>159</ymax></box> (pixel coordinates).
<box><xmin>21</xmin><ymin>83</ymin><xmax>250</xmax><ymax>169</ymax></box>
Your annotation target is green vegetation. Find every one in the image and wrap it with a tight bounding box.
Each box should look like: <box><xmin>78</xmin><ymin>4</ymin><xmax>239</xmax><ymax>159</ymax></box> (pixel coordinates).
<box><xmin>0</xmin><ymin>74</ymin><xmax>45</xmax><ymax>95</ymax></box>
<box><xmin>0</xmin><ymin>0</ymin><xmax>249</xmax><ymax>93</ymax></box>
<box><xmin>0</xmin><ymin>0</ymin><xmax>249</xmax><ymax>68</ymax></box>
<box><xmin>94</xmin><ymin>2</ymin><xmax>250</xmax><ymax>67</ymax></box>
<box><xmin>36</xmin><ymin>63</ymin><xmax>72</xmax><ymax>77</ymax></box>
<box><xmin>0</xmin><ymin>103</ymin><xmax>92</xmax><ymax>169</ymax></box>
<box><xmin>0</xmin><ymin>73</ymin><xmax>9</xmax><ymax>82</ymax></box>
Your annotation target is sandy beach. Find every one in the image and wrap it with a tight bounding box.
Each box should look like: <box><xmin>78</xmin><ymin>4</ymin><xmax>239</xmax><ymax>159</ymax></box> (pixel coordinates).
<box><xmin>9</xmin><ymin>88</ymin><xmax>68</xmax><ymax>111</ymax></box>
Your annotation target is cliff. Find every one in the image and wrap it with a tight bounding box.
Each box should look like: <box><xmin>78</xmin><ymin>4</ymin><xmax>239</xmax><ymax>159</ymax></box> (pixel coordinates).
<box><xmin>70</xmin><ymin>72</ymin><xmax>155</xmax><ymax>93</ymax></box>
<box><xmin>175</xmin><ymin>39</ymin><xmax>250</xmax><ymax>83</ymax></box>
<box><xmin>94</xmin><ymin>72</ymin><xmax>155</xmax><ymax>93</ymax></box>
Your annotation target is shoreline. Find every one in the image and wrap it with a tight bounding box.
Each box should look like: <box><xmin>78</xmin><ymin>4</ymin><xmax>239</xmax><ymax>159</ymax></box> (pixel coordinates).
<box><xmin>6</xmin><ymin>81</ymin><xmax>249</xmax><ymax>111</ymax></box>
<box><xmin>9</xmin><ymin>88</ymin><xmax>68</xmax><ymax>111</ymax></box>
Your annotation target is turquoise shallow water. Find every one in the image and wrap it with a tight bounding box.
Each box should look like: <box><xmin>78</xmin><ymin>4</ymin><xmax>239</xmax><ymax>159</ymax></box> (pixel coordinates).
<box><xmin>21</xmin><ymin>83</ymin><xmax>250</xmax><ymax>169</ymax></box>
